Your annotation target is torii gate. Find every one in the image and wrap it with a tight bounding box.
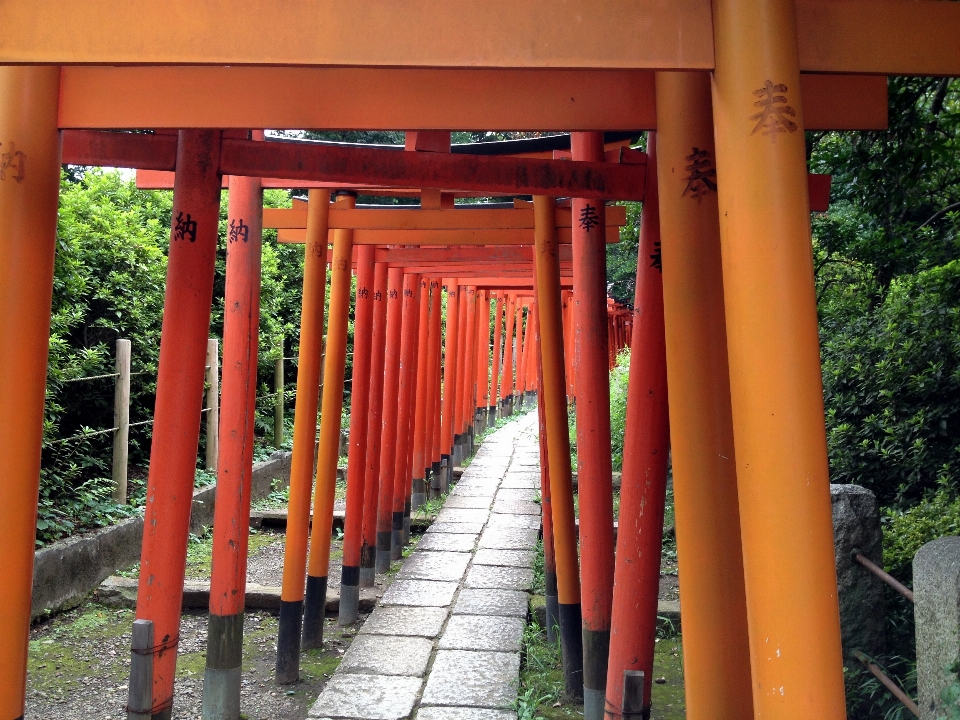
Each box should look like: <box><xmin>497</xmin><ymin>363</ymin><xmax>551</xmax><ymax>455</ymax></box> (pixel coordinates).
<box><xmin>1</xmin><ymin>2</ymin><xmax>959</xmax><ymax>719</ymax></box>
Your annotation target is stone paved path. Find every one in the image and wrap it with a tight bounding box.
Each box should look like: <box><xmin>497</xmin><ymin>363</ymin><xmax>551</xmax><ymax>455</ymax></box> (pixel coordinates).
<box><xmin>309</xmin><ymin>411</ymin><xmax>541</xmax><ymax>720</ymax></box>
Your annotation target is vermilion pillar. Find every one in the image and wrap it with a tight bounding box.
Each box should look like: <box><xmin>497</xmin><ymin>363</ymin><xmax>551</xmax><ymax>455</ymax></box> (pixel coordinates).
<box><xmin>453</xmin><ymin>285</ymin><xmax>470</xmax><ymax>462</ymax></box>
<box><xmin>402</xmin><ymin>278</ymin><xmax>428</xmax><ymax>540</ymax></box>
<box><xmin>533</xmin><ymin>196</ymin><xmax>583</xmax><ymax>700</ymax></box>
<box><xmin>571</xmin><ymin>131</ymin><xmax>616</xmax><ymax>720</ymax></box>
<box><xmin>500</xmin><ymin>294</ymin><xmax>516</xmax><ymax>414</ymax></box>
<box><xmin>339</xmin><ymin>243</ymin><xmax>376</xmax><ymax>625</ymax></box>
<box><xmin>513</xmin><ymin>302</ymin><xmax>525</xmax><ymax>404</ymax></box>
<box><xmin>411</xmin><ymin>277</ymin><xmax>433</xmax><ymax>511</ymax></box>
<box><xmin>534</xmin><ymin>311</ymin><xmax>560</xmax><ymax>643</ymax></box>
<box><xmin>0</xmin><ymin>65</ymin><xmax>62</xmax><ymax>720</ymax></box>
<box><xmin>376</xmin><ymin>267</ymin><xmax>404</xmax><ymax>572</ymax></box>
<box><xmin>461</xmin><ymin>286</ymin><xmax>478</xmax><ymax>451</ymax></box>
<box><xmin>392</xmin><ymin>272</ymin><xmax>420</xmax><ymax>559</ymax></box>
<box><xmin>425</xmin><ymin>280</ymin><xmax>444</xmax><ymax>492</ymax></box>
<box><xmin>439</xmin><ymin>280</ymin><xmax>459</xmax><ymax>487</ymax></box>
<box><xmin>605</xmin><ymin>133</ymin><xmax>671</xmax><ymax>718</ymax></box>
<box><xmin>134</xmin><ymin>130</ymin><xmax>222</xmax><ymax>720</ymax></box>
<box><xmin>360</xmin><ymin>262</ymin><xmax>389</xmax><ymax>587</ymax></box>
<box><xmin>303</xmin><ymin>192</ymin><xmax>356</xmax><ymax>648</ymax></box>
<box><xmin>712</xmin><ymin>0</ymin><xmax>846</xmax><ymax>714</ymax></box>
<box><xmin>490</xmin><ymin>294</ymin><xmax>504</xmax><ymax>424</ymax></box>
<box><xmin>277</xmin><ymin>189</ymin><xmax>330</xmax><ymax>682</ymax></box>
<box><xmin>656</xmin><ymin>70</ymin><xmax>753</xmax><ymax>720</ymax></box>
<box><xmin>203</xmin><ymin>167</ymin><xmax>263</xmax><ymax>720</ymax></box>
<box><xmin>477</xmin><ymin>290</ymin><xmax>492</xmax><ymax>430</ymax></box>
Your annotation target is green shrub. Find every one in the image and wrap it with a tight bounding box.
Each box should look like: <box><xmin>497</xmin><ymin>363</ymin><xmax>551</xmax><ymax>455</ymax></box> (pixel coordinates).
<box><xmin>821</xmin><ymin>260</ymin><xmax>960</xmax><ymax>508</ymax></box>
<box><xmin>609</xmin><ymin>349</ymin><xmax>630</xmax><ymax>471</ymax></box>
<box><xmin>883</xmin><ymin>484</ymin><xmax>960</xmax><ymax>581</ymax></box>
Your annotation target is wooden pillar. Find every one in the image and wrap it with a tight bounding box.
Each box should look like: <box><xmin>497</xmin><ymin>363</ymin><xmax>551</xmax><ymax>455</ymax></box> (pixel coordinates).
<box><xmin>203</xmin><ymin>168</ymin><xmax>263</xmax><ymax>720</ymax></box>
<box><xmin>477</xmin><ymin>290</ymin><xmax>492</xmax><ymax>429</ymax></box>
<box><xmin>360</xmin><ymin>261</ymin><xmax>389</xmax><ymax>587</ymax></box>
<box><xmin>562</xmin><ymin>290</ymin><xmax>575</xmax><ymax>400</ymax></box>
<box><xmin>490</xmin><ymin>295</ymin><xmax>504</xmax><ymax>423</ymax></box>
<box><xmin>133</xmin><ymin>130</ymin><xmax>222</xmax><ymax>720</ymax></box>
<box><xmin>571</xmin><ymin>131</ymin><xmax>616</xmax><ymax>720</ymax></box>
<box><xmin>425</xmin><ymin>279</ymin><xmax>444</xmax><ymax>492</ymax></box>
<box><xmin>605</xmin><ymin>133</ymin><xmax>671</xmax><ymax>717</ymax></box>
<box><xmin>303</xmin><ymin>192</ymin><xmax>356</xmax><ymax>649</ymax></box>
<box><xmin>711</xmin><ymin>0</ymin><xmax>846</xmax><ymax>714</ymax></box>
<box><xmin>655</xmin><ymin>69</ymin><xmax>754</xmax><ymax>720</ymax></box>
<box><xmin>0</xmin><ymin>65</ymin><xmax>62</xmax><ymax>720</ymax></box>
<box><xmin>411</xmin><ymin>277</ymin><xmax>433</xmax><ymax>511</ymax></box>
<box><xmin>339</xmin><ymin>244</ymin><xmax>376</xmax><ymax>624</ymax></box>
<box><xmin>500</xmin><ymin>294</ymin><xmax>516</xmax><ymax>414</ymax></box>
<box><xmin>276</xmin><ymin>189</ymin><xmax>330</xmax><ymax>683</ymax></box>
<box><xmin>439</xmin><ymin>280</ymin><xmax>460</xmax><ymax>484</ymax></box>
<box><xmin>534</xmin><ymin>196</ymin><xmax>584</xmax><ymax>700</ymax></box>
<box><xmin>460</xmin><ymin>286</ymin><xmax>478</xmax><ymax>448</ymax></box>
<box><xmin>376</xmin><ymin>267</ymin><xmax>405</xmax><ymax>572</ymax></box>
<box><xmin>391</xmin><ymin>272</ymin><xmax>421</xmax><ymax>559</ymax></box>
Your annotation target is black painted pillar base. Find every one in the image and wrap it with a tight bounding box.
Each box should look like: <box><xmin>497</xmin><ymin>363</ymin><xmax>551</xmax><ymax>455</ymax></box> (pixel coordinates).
<box><xmin>276</xmin><ymin>599</ymin><xmax>303</xmax><ymax>684</ymax></box>
<box><xmin>582</xmin><ymin>627</ymin><xmax>611</xmax><ymax>720</ymax></box>
<box><xmin>301</xmin><ymin>575</ymin><xmax>327</xmax><ymax>650</ymax></box>
<box><xmin>558</xmin><ymin>602</ymin><xmax>584</xmax><ymax>702</ymax></box>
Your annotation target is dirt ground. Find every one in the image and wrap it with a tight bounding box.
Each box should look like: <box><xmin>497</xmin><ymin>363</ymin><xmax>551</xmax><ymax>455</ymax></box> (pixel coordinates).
<box><xmin>25</xmin><ymin>528</ymin><xmax>400</xmax><ymax>720</ymax></box>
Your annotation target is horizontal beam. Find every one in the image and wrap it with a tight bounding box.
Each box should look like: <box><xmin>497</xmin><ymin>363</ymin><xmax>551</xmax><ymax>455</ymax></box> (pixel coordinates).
<box><xmin>219</xmin><ymin>138</ymin><xmax>646</xmax><ymax>200</ymax></box>
<box><xmin>263</xmin><ymin>206</ymin><xmax>628</xmax><ymax>231</ymax></box>
<box><xmin>277</xmin><ymin>227</ymin><xmax>620</xmax><ymax>245</ymax></box>
<box><xmin>56</xmin><ymin>67</ymin><xmax>885</xmax><ymax>131</ymax></box>
<box><xmin>63</xmin><ymin>130</ymin><xmax>643</xmax><ymax>199</ymax></box>
<box><xmin>59</xmin><ymin>67</ymin><xmax>656</xmax><ymax>131</ymax></box>
<box><xmin>0</xmin><ymin>1</ymin><xmax>957</xmax><ymax>76</ymax></box>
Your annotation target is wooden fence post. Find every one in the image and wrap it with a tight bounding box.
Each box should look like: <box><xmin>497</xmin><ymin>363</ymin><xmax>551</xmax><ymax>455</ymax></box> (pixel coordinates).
<box><xmin>206</xmin><ymin>338</ymin><xmax>219</xmax><ymax>472</ymax></box>
<box><xmin>112</xmin><ymin>338</ymin><xmax>132</xmax><ymax>503</ymax></box>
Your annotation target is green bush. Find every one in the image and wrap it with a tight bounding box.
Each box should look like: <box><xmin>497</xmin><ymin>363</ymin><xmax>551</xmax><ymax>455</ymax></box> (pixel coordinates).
<box><xmin>821</xmin><ymin>260</ymin><xmax>960</xmax><ymax>508</ymax></box>
<box><xmin>609</xmin><ymin>349</ymin><xmax>630</xmax><ymax>471</ymax></box>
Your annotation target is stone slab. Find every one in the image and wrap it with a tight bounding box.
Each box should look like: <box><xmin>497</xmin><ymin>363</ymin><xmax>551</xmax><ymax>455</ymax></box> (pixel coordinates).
<box><xmin>339</xmin><ymin>635</ymin><xmax>434</xmax><ymax>677</ymax></box>
<box><xmin>415</xmin><ymin>533</ymin><xmax>477</xmax><ymax>553</ymax></box>
<box><xmin>416</xmin><ymin>709</ymin><xmax>517</xmax><ymax>720</ymax></box>
<box><xmin>398</xmin><ymin>551</ymin><xmax>472</xmax><ymax>582</ymax></box>
<box><xmin>499</xmin><ymin>477</ymin><xmax>540</xmax><ymax>490</ymax></box>
<box><xmin>486</xmin><ymin>514</ymin><xmax>541</xmax><ymax>531</ymax></box>
<box><xmin>420</xmin><ymin>650</ymin><xmax>520</xmax><ymax>709</ymax></box>
<box><xmin>473</xmin><ymin>549</ymin><xmax>535</xmax><ymax>568</ymax></box>
<box><xmin>492</xmin><ymin>500</ymin><xmax>541</xmax><ymax>516</ymax></box>
<box><xmin>495</xmin><ymin>488</ymin><xmax>539</xmax><ymax>503</ymax></box>
<box><xmin>449</xmin><ymin>486</ymin><xmax>498</xmax><ymax>498</ymax></box>
<box><xmin>308</xmin><ymin>674</ymin><xmax>422</xmax><ymax>719</ymax></box>
<box><xmin>454</xmin><ymin>588</ymin><xmax>530</xmax><ymax>618</ymax></box>
<box><xmin>358</xmin><ymin>606</ymin><xmax>449</xmax><ymax>639</ymax></box>
<box><xmin>425</xmin><ymin>522</ymin><xmax>485</xmax><ymax>535</ymax></box>
<box><xmin>439</xmin><ymin>615</ymin><xmax>525</xmax><ymax>652</ymax></box>
<box><xmin>436</xmin><ymin>508</ymin><xmax>492</xmax><ymax>524</ymax></box>
<box><xmin>478</xmin><ymin>527</ymin><xmax>540</xmax><ymax>550</ymax></box>
<box><xmin>443</xmin><ymin>496</ymin><xmax>493</xmax><ymax>510</ymax></box>
<box><xmin>381</xmin><ymin>579</ymin><xmax>459</xmax><ymax>607</ymax></box>
<box><xmin>465</xmin><ymin>565</ymin><xmax>534</xmax><ymax>591</ymax></box>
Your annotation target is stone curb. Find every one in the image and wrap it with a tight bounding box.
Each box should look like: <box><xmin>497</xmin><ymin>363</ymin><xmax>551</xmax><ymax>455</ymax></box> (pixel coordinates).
<box><xmin>31</xmin><ymin>450</ymin><xmax>292</xmax><ymax>620</ymax></box>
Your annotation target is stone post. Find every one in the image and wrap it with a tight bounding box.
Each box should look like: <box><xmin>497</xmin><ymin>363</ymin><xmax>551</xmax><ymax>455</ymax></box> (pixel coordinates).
<box><xmin>915</xmin><ymin>536</ymin><xmax>960</xmax><ymax>719</ymax></box>
<box><xmin>831</xmin><ymin>484</ymin><xmax>886</xmax><ymax>663</ymax></box>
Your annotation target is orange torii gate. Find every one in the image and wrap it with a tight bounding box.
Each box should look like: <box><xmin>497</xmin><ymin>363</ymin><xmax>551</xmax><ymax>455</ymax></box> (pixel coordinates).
<box><xmin>1</xmin><ymin>3</ymin><xmax>959</xmax><ymax>719</ymax></box>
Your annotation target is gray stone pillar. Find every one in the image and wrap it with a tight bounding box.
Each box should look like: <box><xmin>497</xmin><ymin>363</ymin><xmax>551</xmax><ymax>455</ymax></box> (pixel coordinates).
<box><xmin>831</xmin><ymin>484</ymin><xmax>886</xmax><ymax>662</ymax></box>
<box><xmin>915</xmin><ymin>536</ymin><xmax>960</xmax><ymax>719</ymax></box>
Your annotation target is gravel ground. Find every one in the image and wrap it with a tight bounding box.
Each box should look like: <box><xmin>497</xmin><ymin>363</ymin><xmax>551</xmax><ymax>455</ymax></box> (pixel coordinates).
<box><xmin>25</xmin><ymin>527</ymin><xmax>400</xmax><ymax>720</ymax></box>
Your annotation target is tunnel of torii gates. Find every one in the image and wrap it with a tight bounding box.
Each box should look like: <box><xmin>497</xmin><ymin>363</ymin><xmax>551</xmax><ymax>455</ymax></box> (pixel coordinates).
<box><xmin>0</xmin><ymin>3</ymin><xmax>959</xmax><ymax>720</ymax></box>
